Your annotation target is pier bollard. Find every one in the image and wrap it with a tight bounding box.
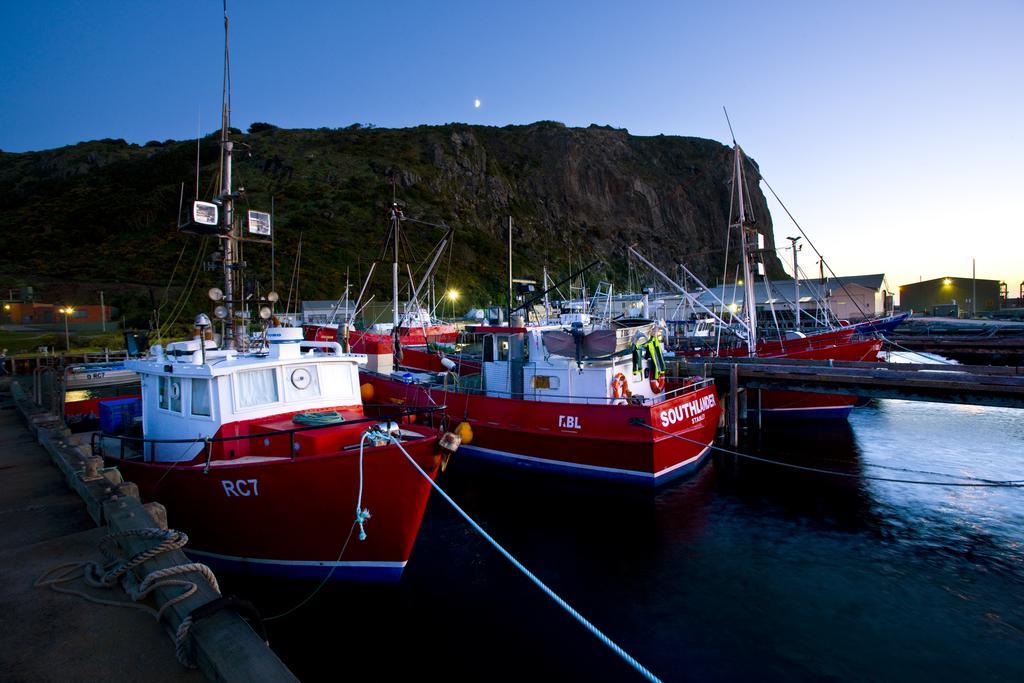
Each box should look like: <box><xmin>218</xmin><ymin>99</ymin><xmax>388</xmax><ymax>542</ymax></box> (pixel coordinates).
<box><xmin>143</xmin><ymin>502</ymin><xmax>169</xmax><ymax>530</ymax></box>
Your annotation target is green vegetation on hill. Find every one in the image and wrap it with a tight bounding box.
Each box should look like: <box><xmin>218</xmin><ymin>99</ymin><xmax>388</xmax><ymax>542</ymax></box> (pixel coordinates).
<box><xmin>0</xmin><ymin>122</ymin><xmax>783</xmax><ymax>325</ymax></box>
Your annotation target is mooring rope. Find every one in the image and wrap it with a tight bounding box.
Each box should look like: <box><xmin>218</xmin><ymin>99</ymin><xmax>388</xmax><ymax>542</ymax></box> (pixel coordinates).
<box><xmin>263</xmin><ymin>521</ymin><xmax>358</xmax><ymax>622</ymax></box>
<box><xmin>878</xmin><ymin>334</ymin><xmax>958</xmax><ymax>365</ymax></box>
<box><xmin>34</xmin><ymin>527</ymin><xmax>221</xmax><ymax>668</ymax></box>
<box><xmin>388</xmin><ymin>435</ymin><xmax>663</xmax><ymax>683</ymax></box>
<box><xmin>631</xmin><ymin>420</ymin><xmax>1024</xmax><ymax>488</ymax></box>
<box><xmin>265</xmin><ymin>430</ymin><xmax>374</xmax><ymax>621</ymax></box>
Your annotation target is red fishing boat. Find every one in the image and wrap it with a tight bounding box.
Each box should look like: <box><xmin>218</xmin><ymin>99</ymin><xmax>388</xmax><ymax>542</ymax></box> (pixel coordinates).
<box><xmin>99</xmin><ymin>327</ymin><xmax>450</xmax><ymax>582</ymax></box>
<box><xmin>628</xmin><ymin>139</ymin><xmax>884</xmax><ymax>420</ymax></box>
<box><xmin>304</xmin><ymin>198</ymin><xmax>459</xmax><ymax>348</ymax></box>
<box><xmin>94</xmin><ymin>8</ymin><xmax>453</xmax><ymax>582</ymax></box>
<box><xmin>304</xmin><ymin>322</ymin><xmax>458</xmax><ymax>352</ymax></box>
<box><xmin>362</xmin><ymin>321</ymin><xmax>721</xmax><ymax>486</ymax></box>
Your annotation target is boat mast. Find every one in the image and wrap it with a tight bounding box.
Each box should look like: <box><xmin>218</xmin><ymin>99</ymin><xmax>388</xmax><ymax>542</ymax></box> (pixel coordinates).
<box><xmin>543</xmin><ymin>265</ymin><xmax>551</xmax><ymax>322</ymax></box>
<box><xmin>787</xmin><ymin>235</ymin><xmax>802</xmax><ymax>330</ymax></box>
<box><xmin>391</xmin><ymin>197</ymin><xmax>400</xmax><ymax>328</ymax></box>
<box><xmin>507</xmin><ymin>216</ymin><xmax>513</xmax><ymax>326</ymax></box>
<box><xmin>219</xmin><ymin>1</ymin><xmax>239</xmax><ymax>349</ymax></box>
<box><xmin>734</xmin><ymin>145</ymin><xmax>758</xmax><ymax>355</ymax></box>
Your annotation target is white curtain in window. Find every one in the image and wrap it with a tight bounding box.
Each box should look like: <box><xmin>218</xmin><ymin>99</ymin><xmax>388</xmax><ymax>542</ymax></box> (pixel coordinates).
<box><xmin>319</xmin><ymin>364</ymin><xmax>356</xmax><ymax>401</ymax></box>
<box><xmin>191</xmin><ymin>378</ymin><xmax>212</xmax><ymax>416</ymax></box>
<box><xmin>237</xmin><ymin>368</ymin><xmax>279</xmax><ymax>408</ymax></box>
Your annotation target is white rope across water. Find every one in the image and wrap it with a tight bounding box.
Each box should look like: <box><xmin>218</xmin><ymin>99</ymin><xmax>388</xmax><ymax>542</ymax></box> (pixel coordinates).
<box><xmin>388</xmin><ymin>435</ymin><xmax>664</xmax><ymax>683</ymax></box>
<box><xmin>631</xmin><ymin>420</ymin><xmax>1024</xmax><ymax>488</ymax></box>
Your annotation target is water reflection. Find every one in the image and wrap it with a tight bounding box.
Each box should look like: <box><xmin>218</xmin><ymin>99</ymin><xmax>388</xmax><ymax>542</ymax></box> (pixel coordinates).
<box><xmin>224</xmin><ymin>399</ymin><xmax>1024</xmax><ymax>682</ymax></box>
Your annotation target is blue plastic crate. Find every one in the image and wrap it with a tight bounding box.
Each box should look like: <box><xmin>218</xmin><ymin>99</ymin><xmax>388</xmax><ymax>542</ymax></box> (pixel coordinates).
<box><xmin>99</xmin><ymin>397</ymin><xmax>142</xmax><ymax>435</ymax></box>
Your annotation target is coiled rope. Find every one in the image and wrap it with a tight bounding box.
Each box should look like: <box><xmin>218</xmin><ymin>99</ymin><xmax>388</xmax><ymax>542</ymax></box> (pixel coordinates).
<box><xmin>630</xmin><ymin>420</ymin><xmax>1024</xmax><ymax>488</ymax></box>
<box><xmin>34</xmin><ymin>528</ymin><xmax>220</xmax><ymax>668</ymax></box>
<box><xmin>292</xmin><ymin>411</ymin><xmax>346</xmax><ymax>427</ymax></box>
<box><xmin>387</xmin><ymin>434</ymin><xmax>663</xmax><ymax>683</ymax></box>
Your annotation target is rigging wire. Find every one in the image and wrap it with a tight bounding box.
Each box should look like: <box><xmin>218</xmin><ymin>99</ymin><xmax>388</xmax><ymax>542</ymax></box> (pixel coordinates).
<box><xmin>759</xmin><ymin>174</ymin><xmax>870</xmax><ymax>320</ymax></box>
<box><xmin>158</xmin><ymin>237</ymin><xmax>210</xmax><ymax>338</ymax></box>
<box><xmin>632</xmin><ymin>421</ymin><xmax>1024</xmax><ymax>488</ymax></box>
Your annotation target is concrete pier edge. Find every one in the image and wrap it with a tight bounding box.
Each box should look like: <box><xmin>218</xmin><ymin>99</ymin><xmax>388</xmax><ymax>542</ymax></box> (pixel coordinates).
<box><xmin>4</xmin><ymin>378</ymin><xmax>299</xmax><ymax>682</ymax></box>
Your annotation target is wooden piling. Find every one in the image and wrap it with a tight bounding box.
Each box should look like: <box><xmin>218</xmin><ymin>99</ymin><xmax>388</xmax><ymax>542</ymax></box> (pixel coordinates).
<box><xmin>729</xmin><ymin>363</ymin><xmax>739</xmax><ymax>447</ymax></box>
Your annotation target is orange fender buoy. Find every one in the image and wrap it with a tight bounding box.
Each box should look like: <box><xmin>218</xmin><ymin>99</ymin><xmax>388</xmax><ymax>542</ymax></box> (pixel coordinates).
<box><xmin>456</xmin><ymin>421</ymin><xmax>474</xmax><ymax>445</ymax></box>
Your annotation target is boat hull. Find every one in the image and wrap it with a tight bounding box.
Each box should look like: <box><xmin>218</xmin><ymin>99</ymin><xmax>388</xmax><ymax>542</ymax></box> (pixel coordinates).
<box><xmin>303</xmin><ymin>324</ymin><xmax>458</xmax><ymax>348</ymax></box>
<box><xmin>364</xmin><ymin>375</ymin><xmax>721</xmax><ymax>486</ymax></box>
<box><xmin>108</xmin><ymin>430</ymin><xmax>442</xmax><ymax>582</ymax></box>
<box><xmin>751</xmin><ymin>338</ymin><xmax>883</xmax><ymax>419</ymax></box>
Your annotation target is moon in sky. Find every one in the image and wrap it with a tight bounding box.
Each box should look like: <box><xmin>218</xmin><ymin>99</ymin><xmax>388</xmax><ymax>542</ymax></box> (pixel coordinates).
<box><xmin>474</xmin><ymin>98</ymin><xmax>481</xmax><ymax>108</ymax></box>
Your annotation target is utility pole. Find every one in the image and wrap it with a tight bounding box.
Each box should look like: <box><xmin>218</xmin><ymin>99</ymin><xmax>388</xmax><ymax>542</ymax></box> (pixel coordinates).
<box><xmin>99</xmin><ymin>290</ymin><xmax>106</xmax><ymax>332</ymax></box>
<box><xmin>972</xmin><ymin>257</ymin><xmax>976</xmax><ymax>318</ymax></box>
<box><xmin>787</xmin><ymin>236</ymin><xmax>802</xmax><ymax>330</ymax></box>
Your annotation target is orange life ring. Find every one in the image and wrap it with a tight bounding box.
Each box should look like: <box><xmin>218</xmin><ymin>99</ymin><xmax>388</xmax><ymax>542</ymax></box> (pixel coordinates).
<box><xmin>650</xmin><ymin>376</ymin><xmax>666</xmax><ymax>393</ymax></box>
<box><xmin>611</xmin><ymin>372</ymin><xmax>632</xmax><ymax>399</ymax></box>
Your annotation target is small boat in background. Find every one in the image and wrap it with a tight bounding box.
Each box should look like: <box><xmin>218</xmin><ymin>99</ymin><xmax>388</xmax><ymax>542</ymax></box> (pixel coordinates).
<box><xmin>304</xmin><ymin>200</ymin><xmax>458</xmax><ymax>348</ymax></box>
<box><xmin>629</xmin><ymin>137</ymin><xmax>884</xmax><ymax>420</ymax></box>
<box><xmin>61</xmin><ymin>361</ymin><xmax>141</xmax><ymax>432</ymax></box>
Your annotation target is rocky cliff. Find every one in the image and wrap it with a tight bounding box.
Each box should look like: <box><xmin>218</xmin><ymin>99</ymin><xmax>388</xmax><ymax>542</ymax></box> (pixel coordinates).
<box><xmin>0</xmin><ymin>122</ymin><xmax>783</xmax><ymax>322</ymax></box>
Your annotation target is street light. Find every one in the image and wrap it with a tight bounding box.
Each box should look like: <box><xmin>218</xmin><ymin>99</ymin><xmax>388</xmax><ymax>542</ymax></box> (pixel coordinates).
<box><xmin>446</xmin><ymin>289</ymin><xmax>459</xmax><ymax>302</ymax></box>
<box><xmin>59</xmin><ymin>306</ymin><xmax>75</xmax><ymax>350</ymax></box>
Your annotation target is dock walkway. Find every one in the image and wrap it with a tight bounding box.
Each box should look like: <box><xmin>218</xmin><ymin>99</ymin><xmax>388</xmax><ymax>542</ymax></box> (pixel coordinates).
<box><xmin>0</xmin><ymin>388</ymin><xmax>200</xmax><ymax>683</ymax></box>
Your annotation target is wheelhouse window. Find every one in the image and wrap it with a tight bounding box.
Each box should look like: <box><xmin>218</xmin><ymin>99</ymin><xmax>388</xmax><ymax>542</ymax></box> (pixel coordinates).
<box><xmin>319</xmin><ymin>364</ymin><xmax>358</xmax><ymax>401</ymax></box>
<box><xmin>236</xmin><ymin>368</ymin><xmax>279</xmax><ymax>409</ymax></box>
<box><xmin>158</xmin><ymin>375</ymin><xmax>183</xmax><ymax>413</ymax></box>
<box><xmin>283</xmin><ymin>365</ymin><xmax>321</xmax><ymax>402</ymax></box>
<box><xmin>191</xmin><ymin>378</ymin><xmax>212</xmax><ymax>416</ymax></box>
<box><xmin>532</xmin><ymin>375</ymin><xmax>560</xmax><ymax>390</ymax></box>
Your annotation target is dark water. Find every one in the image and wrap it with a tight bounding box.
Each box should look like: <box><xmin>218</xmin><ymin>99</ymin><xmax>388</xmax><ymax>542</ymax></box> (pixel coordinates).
<box><xmin>231</xmin><ymin>400</ymin><xmax>1024</xmax><ymax>682</ymax></box>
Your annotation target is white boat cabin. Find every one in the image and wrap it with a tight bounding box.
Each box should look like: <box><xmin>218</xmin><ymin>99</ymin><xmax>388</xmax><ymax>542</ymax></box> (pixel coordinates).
<box><xmin>126</xmin><ymin>327</ymin><xmax>367</xmax><ymax>462</ymax></box>
<box><xmin>473</xmin><ymin>325</ymin><xmax>664</xmax><ymax>405</ymax></box>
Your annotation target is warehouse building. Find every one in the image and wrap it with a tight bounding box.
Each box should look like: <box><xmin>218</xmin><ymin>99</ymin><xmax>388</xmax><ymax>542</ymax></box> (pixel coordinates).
<box><xmin>898</xmin><ymin>277</ymin><xmax>1001</xmax><ymax>317</ymax></box>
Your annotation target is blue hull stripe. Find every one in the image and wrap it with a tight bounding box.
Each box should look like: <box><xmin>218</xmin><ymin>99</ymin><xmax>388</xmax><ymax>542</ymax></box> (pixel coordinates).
<box><xmin>457</xmin><ymin>443</ymin><xmax>711</xmax><ymax>487</ymax></box>
<box><xmin>752</xmin><ymin>405</ymin><xmax>854</xmax><ymax>420</ymax></box>
<box><xmin>185</xmin><ymin>549</ymin><xmax>406</xmax><ymax>583</ymax></box>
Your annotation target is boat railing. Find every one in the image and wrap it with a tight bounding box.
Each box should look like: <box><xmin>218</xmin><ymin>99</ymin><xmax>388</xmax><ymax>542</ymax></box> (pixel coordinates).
<box><xmin>92</xmin><ymin>404</ymin><xmax>445</xmax><ymax>464</ymax></box>
<box><xmin>422</xmin><ymin>377</ymin><xmax>714</xmax><ymax>407</ymax></box>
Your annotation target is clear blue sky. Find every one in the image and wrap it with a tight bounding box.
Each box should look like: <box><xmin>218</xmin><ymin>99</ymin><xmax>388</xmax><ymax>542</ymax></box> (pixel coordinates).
<box><xmin>2</xmin><ymin>0</ymin><xmax>1021</xmax><ymax>295</ymax></box>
